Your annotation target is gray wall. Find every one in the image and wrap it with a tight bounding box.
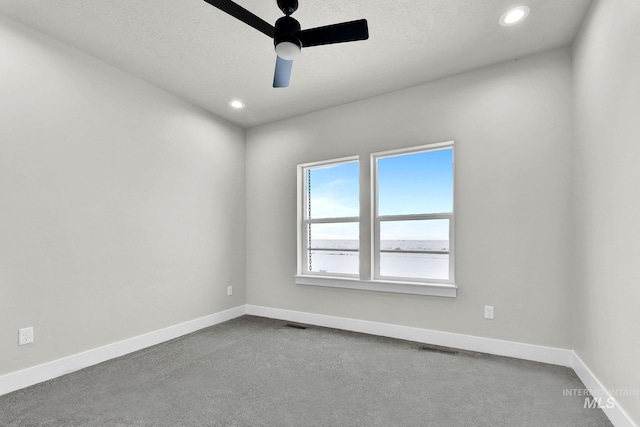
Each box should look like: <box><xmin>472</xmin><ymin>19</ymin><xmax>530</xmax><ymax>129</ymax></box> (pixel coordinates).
<box><xmin>573</xmin><ymin>0</ymin><xmax>640</xmax><ymax>421</ymax></box>
<box><xmin>0</xmin><ymin>15</ymin><xmax>246</xmax><ymax>375</ymax></box>
<box><xmin>246</xmin><ymin>48</ymin><xmax>574</xmax><ymax>349</ymax></box>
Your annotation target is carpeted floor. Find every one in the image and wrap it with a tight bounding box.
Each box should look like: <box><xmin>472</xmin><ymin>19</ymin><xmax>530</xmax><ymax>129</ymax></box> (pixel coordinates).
<box><xmin>0</xmin><ymin>315</ymin><xmax>612</xmax><ymax>426</ymax></box>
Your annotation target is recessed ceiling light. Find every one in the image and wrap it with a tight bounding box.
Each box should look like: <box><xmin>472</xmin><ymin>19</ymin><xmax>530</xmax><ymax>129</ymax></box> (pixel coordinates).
<box><xmin>229</xmin><ymin>100</ymin><xmax>245</xmax><ymax>109</ymax></box>
<box><xmin>499</xmin><ymin>6</ymin><xmax>530</xmax><ymax>26</ymax></box>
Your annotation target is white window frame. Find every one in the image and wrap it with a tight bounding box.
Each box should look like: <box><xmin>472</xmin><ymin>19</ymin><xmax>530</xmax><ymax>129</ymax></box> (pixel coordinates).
<box><xmin>295</xmin><ymin>141</ymin><xmax>456</xmax><ymax>298</ymax></box>
<box><xmin>371</xmin><ymin>142</ymin><xmax>455</xmax><ymax>286</ymax></box>
<box><xmin>297</xmin><ymin>156</ymin><xmax>360</xmax><ymax>278</ymax></box>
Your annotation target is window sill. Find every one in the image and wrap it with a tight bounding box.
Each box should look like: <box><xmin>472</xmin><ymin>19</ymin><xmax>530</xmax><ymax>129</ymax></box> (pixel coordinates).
<box><xmin>294</xmin><ymin>275</ymin><xmax>457</xmax><ymax>298</ymax></box>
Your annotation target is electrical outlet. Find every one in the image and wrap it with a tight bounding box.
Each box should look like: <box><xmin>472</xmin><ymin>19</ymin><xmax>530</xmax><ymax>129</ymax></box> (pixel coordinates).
<box><xmin>19</xmin><ymin>327</ymin><xmax>34</xmax><ymax>345</ymax></box>
<box><xmin>484</xmin><ymin>306</ymin><xmax>494</xmax><ymax>320</ymax></box>
<box><xmin>227</xmin><ymin>286</ymin><xmax>233</xmax><ymax>296</ymax></box>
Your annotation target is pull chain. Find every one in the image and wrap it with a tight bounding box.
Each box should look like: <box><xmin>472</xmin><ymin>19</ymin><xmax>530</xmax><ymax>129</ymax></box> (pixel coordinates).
<box><xmin>307</xmin><ymin>168</ymin><xmax>312</xmax><ymax>272</ymax></box>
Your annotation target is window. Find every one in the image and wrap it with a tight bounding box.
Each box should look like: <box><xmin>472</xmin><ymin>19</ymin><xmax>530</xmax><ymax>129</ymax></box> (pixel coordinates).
<box><xmin>373</xmin><ymin>144</ymin><xmax>454</xmax><ymax>284</ymax></box>
<box><xmin>297</xmin><ymin>141</ymin><xmax>455</xmax><ymax>297</ymax></box>
<box><xmin>299</xmin><ymin>157</ymin><xmax>359</xmax><ymax>277</ymax></box>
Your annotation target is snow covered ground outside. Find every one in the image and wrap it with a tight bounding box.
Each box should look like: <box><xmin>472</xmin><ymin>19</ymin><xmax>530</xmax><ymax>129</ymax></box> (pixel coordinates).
<box><xmin>307</xmin><ymin>240</ymin><xmax>449</xmax><ymax>280</ymax></box>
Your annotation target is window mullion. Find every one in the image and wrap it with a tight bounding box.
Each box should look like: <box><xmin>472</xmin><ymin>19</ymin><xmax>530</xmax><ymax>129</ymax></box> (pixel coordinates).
<box><xmin>367</xmin><ymin>154</ymin><xmax>377</xmax><ymax>281</ymax></box>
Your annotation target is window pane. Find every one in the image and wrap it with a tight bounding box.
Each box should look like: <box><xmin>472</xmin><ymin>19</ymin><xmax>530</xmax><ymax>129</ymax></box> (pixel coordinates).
<box><xmin>306</xmin><ymin>222</ymin><xmax>358</xmax><ymax>275</ymax></box>
<box><xmin>306</xmin><ymin>161</ymin><xmax>359</xmax><ymax>219</ymax></box>
<box><xmin>378</xmin><ymin>148</ymin><xmax>453</xmax><ymax>216</ymax></box>
<box><xmin>379</xmin><ymin>220</ymin><xmax>449</xmax><ymax>280</ymax></box>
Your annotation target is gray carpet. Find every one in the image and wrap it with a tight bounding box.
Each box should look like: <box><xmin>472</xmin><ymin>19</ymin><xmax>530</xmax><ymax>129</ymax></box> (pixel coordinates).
<box><xmin>0</xmin><ymin>315</ymin><xmax>612</xmax><ymax>426</ymax></box>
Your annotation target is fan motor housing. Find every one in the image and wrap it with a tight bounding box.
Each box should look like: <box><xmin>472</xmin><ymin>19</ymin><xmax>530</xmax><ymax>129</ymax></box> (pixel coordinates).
<box><xmin>274</xmin><ymin>16</ymin><xmax>301</xmax><ymax>49</ymax></box>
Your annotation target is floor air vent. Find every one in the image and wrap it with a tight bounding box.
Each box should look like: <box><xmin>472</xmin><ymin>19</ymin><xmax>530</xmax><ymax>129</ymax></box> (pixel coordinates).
<box><xmin>418</xmin><ymin>344</ymin><xmax>458</xmax><ymax>355</ymax></box>
<box><xmin>285</xmin><ymin>324</ymin><xmax>307</xmax><ymax>330</ymax></box>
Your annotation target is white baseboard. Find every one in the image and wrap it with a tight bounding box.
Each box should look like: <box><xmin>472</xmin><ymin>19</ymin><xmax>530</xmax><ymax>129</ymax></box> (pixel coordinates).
<box><xmin>0</xmin><ymin>305</ymin><xmax>246</xmax><ymax>397</ymax></box>
<box><xmin>572</xmin><ymin>352</ymin><xmax>638</xmax><ymax>427</ymax></box>
<box><xmin>245</xmin><ymin>305</ymin><xmax>573</xmax><ymax>367</ymax></box>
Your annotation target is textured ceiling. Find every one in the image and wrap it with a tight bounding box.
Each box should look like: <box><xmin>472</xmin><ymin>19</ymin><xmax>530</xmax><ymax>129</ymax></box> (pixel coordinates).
<box><xmin>0</xmin><ymin>0</ymin><xmax>592</xmax><ymax>128</ymax></box>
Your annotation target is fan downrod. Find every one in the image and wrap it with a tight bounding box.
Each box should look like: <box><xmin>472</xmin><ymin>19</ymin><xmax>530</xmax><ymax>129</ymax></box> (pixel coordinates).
<box><xmin>277</xmin><ymin>0</ymin><xmax>298</xmax><ymax>16</ymax></box>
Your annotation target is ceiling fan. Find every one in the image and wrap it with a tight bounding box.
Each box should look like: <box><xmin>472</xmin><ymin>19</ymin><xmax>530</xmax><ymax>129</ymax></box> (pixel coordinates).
<box><xmin>203</xmin><ymin>0</ymin><xmax>369</xmax><ymax>88</ymax></box>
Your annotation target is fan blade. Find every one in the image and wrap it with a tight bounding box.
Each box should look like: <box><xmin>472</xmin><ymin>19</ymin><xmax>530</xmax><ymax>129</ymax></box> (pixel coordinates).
<box><xmin>273</xmin><ymin>56</ymin><xmax>293</xmax><ymax>88</ymax></box>
<box><xmin>203</xmin><ymin>0</ymin><xmax>275</xmax><ymax>38</ymax></box>
<box><xmin>297</xmin><ymin>19</ymin><xmax>368</xmax><ymax>48</ymax></box>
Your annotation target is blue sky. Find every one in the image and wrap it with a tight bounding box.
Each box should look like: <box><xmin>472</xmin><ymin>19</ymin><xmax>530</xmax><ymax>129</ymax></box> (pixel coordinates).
<box><xmin>307</xmin><ymin>161</ymin><xmax>359</xmax><ymax>218</ymax></box>
<box><xmin>307</xmin><ymin>148</ymin><xmax>452</xmax><ymax>240</ymax></box>
<box><xmin>378</xmin><ymin>148</ymin><xmax>453</xmax><ymax>216</ymax></box>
